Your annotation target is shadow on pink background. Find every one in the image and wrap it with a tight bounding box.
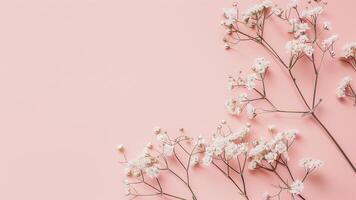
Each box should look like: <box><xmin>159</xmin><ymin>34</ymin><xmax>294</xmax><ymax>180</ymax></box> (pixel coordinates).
<box><xmin>0</xmin><ymin>0</ymin><xmax>355</xmax><ymax>199</ymax></box>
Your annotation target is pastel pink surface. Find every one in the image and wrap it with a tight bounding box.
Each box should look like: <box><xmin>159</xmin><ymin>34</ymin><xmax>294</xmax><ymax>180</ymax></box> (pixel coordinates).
<box><xmin>0</xmin><ymin>0</ymin><xmax>355</xmax><ymax>200</ymax></box>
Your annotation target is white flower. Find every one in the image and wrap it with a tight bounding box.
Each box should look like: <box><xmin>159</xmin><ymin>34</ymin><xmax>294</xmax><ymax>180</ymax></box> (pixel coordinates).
<box><xmin>252</xmin><ymin>57</ymin><xmax>270</xmax><ymax>74</ymax></box>
<box><xmin>156</xmin><ymin>132</ymin><xmax>169</xmax><ymax>143</ymax></box>
<box><xmin>322</xmin><ymin>34</ymin><xmax>338</xmax><ymax>49</ymax></box>
<box><xmin>237</xmin><ymin>93</ymin><xmax>248</xmax><ymax>103</ymax></box>
<box><xmin>286</xmin><ymin>35</ymin><xmax>314</xmax><ymax>57</ymax></box>
<box><xmin>265</xmin><ymin>152</ymin><xmax>278</xmax><ymax>163</ymax></box>
<box><xmin>246</xmin><ymin>103</ymin><xmax>256</xmax><ymax>119</ymax></box>
<box><xmin>202</xmin><ymin>155</ymin><xmax>213</xmax><ymax>166</ymax></box>
<box><xmin>336</xmin><ymin>76</ymin><xmax>352</xmax><ymax>98</ymax></box>
<box><xmin>225</xmin><ymin>98</ymin><xmax>242</xmax><ymax>115</ymax></box>
<box><xmin>289</xmin><ymin>21</ymin><xmax>309</xmax><ymax>38</ymax></box>
<box><xmin>153</xmin><ymin>126</ymin><xmax>161</xmax><ymax>134</ymax></box>
<box><xmin>323</xmin><ymin>21</ymin><xmax>332</xmax><ymax>30</ymax></box>
<box><xmin>242</xmin><ymin>0</ymin><xmax>273</xmax><ymax>23</ymax></box>
<box><xmin>245</xmin><ymin>74</ymin><xmax>257</xmax><ymax>90</ymax></box>
<box><xmin>289</xmin><ymin>180</ymin><xmax>304</xmax><ymax>195</ymax></box>
<box><xmin>225</xmin><ymin>142</ymin><xmax>239</xmax><ymax>159</ymax></box>
<box><xmin>341</xmin><ymin>42</ymin><xmax>356</xmax><ymax>58</ymax></box>
<box><xmin>301</xmin><ymin>6</ymin><xmax>323</xmax><ymax>18</ymax></box>
<box><xmin>145</xmin><ymin>166</ymin><xmax>160</xmax><ymax>178</ymax></box>
<box><xmin>190</xmin><ymin>154</ymin><xmax>199</xmax><ymax>166</ymax></box>
<box><xmin>274</xmin><ymin>142</ymin><xmax>287</xmax><ymax>154</ymax></box>
<box><xmin>163</xmin><ymin>144</ymin><xmax>174</xmax><ymax>156</ymax></box>
<box><xmin>223</xmin><ymin>7</ymin><xmax>238</xmax><ymax>26</ymax></box>
<box><xmin>299</xmin><ymin>158</ymin><xmax>324</xmax><ymax>170</ymax></box>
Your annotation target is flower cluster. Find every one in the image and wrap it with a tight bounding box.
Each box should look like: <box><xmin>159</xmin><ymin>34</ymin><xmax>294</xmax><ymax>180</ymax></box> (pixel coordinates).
<box><xmin>299</xmin><ymin>158</ymin><xmax>324</xmax><ymax>171</ymax></box>
<box><xmin>222</xmin><ymin>0</ymin><xmax>356</xmax><ymax>172</ymax></box>
<box><xmin>119</xmin><ymin>123</ymin><xmax>323</xmax><ymax>200</ymax></box>
<box><xmin>241</xmin><ymin>0</ymin><xmax>272</xmax><ymax>23</ymax></box>
<box><xmin>341</xmin><ymin>42</ymin><xmax>356</xmax><ymax>71</ymax></box>
<box><xmin>286</xmin><ymin>35</ymin><xmax>314</xmax><ymax>57</ymax></box>
<box><xmin>252</xmin><ymin>57</ymin><xmax>270</xmax><ymax>74</ymax></box>
<box><xmin>300</xmin><ymin>5</ymin><xmax>324</xmax><ymax>18</ymax></box>
<box><xmin>336</xmin><ymin>76</ymin><xmax>356</xmax><ymax>105</ymax></box>
<box><xmin>203</xmin><ymin>123</ymin><xmax>250</xmax><ymax>165</ymax></box>
<box><xmin>336</xmin><ymin>76</ymin><xmax>352</xmax><ymax>98</ymax></box>
<box><xmin>248</xmin><ymin>129</ymin><xmax>298</xmax><ymax>169</ymax></box>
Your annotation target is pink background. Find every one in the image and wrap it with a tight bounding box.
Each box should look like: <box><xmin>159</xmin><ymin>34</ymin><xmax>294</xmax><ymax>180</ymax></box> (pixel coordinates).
<box><xmin>0</xmin><ymin>0</ymin><xmax>355</xmax><ymax>199</ymax></box>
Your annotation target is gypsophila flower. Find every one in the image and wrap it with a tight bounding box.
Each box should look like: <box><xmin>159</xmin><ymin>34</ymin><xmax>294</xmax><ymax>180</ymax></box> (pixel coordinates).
<box><xmin>190</xmin><ymin>154</ymin><xmax>199</xmax><ymax>166</ymax></box>
<box><xmin>322</xmin><ymin>34</ymin><xmax>338</xmax><ymax>49</ymax></box>
<box><xmin>153</xmin><ymin>126</ymin><xmax>161</xmax><ymax>134</ymax></box>
<box><xmin>289</xmin><ymin>180</ymin><xmax>304</xmax><ymax>195</ymax></box>
<box><xmin>289</xmin><ymin>21</ymin><xmax>309</xmax><ymax>38</ymax></box>
<box><xmin>223</xmin><ymin>7</ymin><xmax>238</xmax><ymax>26</ymax></box>
<box><xmin>341</xmin><ymin>42</ymin><xmax>356</xmax><ymax>59</ymax></box>
<box><xmin>225</xmin><ymin>98</ymin><xmax>242</xmax><ymax>115</ymax></box>
<box><xmin>323</xmin><ymin>21</ymin><xmax>332</xmax><ymax>30</ymax></box>
<box><xmin>299</xmin><ymin>158</ymin><xmax>324</xmax><ymax>170</ymax></box>
<box><xmin>245</xmin><ymin>74</ymin><xmax>258</xmax><ymax>90</ymax></box>
<box><xmin>246</xmin><ymin>103</ymin><xmax>256</xmax><ymax>119</ymax></box>
<box><xmin>163</xmin><ymin>144</ymin><xmax>174</xmax><ymax>156</ymax></box>
<box><xmin>336</xmin><ymin>76</ymin><xmax>352</xmax><ymax>98</ymax></box>
<box><xmin>241</xmin><ymin>0</ymin><xmax>273</xmax><ymax>23</ymax></box>
<box><xmin>252</xmin><ymin>57</ymin><xmax>270</xmax><ymax>74</ymax></box>
<box><xmin>237</xmin><ymin>92</ymin><xmax>248</xmax><ymax>103</ymax></box>
<box><xmin>145</xmin><ymin>166</ymin><xmax>160</xmax><ymax>178</ymax></box>
<box><xmin>301</xmin><ymin>6</ymin><xmax>323</xmax><ymax>18</ymax></box>
<box><xmin>156</xmin><ymin>132</ymin><xmax>170</xmax><ymax>143</ymax></box>
<box><xmin>286</xmin><ymin>35</ymin><xmax>314</xmax><ymax>57</ymax></box>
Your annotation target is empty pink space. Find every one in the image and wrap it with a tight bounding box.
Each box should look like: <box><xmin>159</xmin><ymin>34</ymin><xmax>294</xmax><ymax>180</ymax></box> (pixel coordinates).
<box><xmin>0</xmin><ymin>0</ymin><xmax>355</xmax><ymax>200</ymax></box>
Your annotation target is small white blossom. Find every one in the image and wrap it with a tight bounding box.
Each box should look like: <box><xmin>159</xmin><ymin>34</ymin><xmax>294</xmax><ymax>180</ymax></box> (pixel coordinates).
<box><xmin>242</xmin><ymin>0</ymin><xmax>273</xmax><ymax>23</ymax></box>
<box><xmin>299</xmin><ymin>158</ymin><xmax>324</xmax><ymax>170</ymax></box>
<box><xmin>286</xmin><ymin>35</ymin><xmax>314</xmax><ymax>57</ymax></box>
<box><xmin>245</xmin><ymin>74</ymin><xmax>257</xmax><ymax>90</ymax></box>
<box><xmin>322</xmin><ymin>34</ymin><xmax>338</xmax><ymax>49</ymax></box>
<box><xmin>145</xmin><ymin>166</ymin><xmax>160</xmax><ymax>178</ymax></box>
<box><xmin>237</xmin><ymin>93</ymin><xmax>248</xmax><ymax>103</ymax></box>
<box><xmin>265</xmin><ymin>152</ymin><xmax>278</xmax><ymax>163</ymax></box>
<box><xmin>246</xmin><ymin>103</ymin><xmax>256</xmax><ymax>119</ymax></box>
<box><xmin>323</xmin><ymin>21</ymin><xmax>332</xmax><ymax>30</ymax></box>
<box><xmin>301</xmin><ymin>6</ymin><xmax>323</xmax><ymax>18</ymax></box>
<box><xmin>190</xmin><ymin>154</ymin><xmax>199</xmax><ymax>166</ymax></box>
<box><xmin>223</xmin><ymin>7</ymin><xmax>238</xmax><ymax>26</ymax></box>
<box><xmin>202</xmin><ymin>155</ymin><xmax>213</xmax><ymax>166</ymax></box>
<box><xmin>225</xmin><ymin>98</ymin><xmax>242</xmax><ymax>115</ymax></box>
<box><xmin>289</xmin><ymin>180</ymin><xmax>304</xmax><ymax>195</ymax></box>
<box><xmin>252</xmin><ymin>57</ymin><xmax>270</xmax><ymax>74</ymax></box>
<box><xmin>163</xmin><ymin>144</ymin><xmax>174</xmax><ymax>156</ymax></box>
<box><xmin>336</xmin><ymin>76</ymin><xmax>352</xmax><ymax>98</ymax></box>
<box><xmin>341</xmin><ymin>42</ymin><xmax>356</xmax><ymax>59</ymax></box>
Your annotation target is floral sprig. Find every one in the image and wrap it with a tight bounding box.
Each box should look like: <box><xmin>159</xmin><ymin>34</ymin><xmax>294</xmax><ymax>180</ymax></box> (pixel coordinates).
<box><xmin>340</xmin><ymin>42</ymin><xmax>356</xmax><ymax>71</ymax></box>
<box><xmin>119</xmin><ymin>123</ymin><xmax>323</xmax><ymax>200</ymax></box>
<box><xmin>118</xmin><ymin>127</ymin><xmax>201</xmax><ymax>200</ymax></box>
<box><xmin>336</xmin><ymin>76</ymin><xmax>356</xmax><ymax>105</ymax></box>
<box><xmin>222</xmin><ymin>0</ymin><xmax>355</xmax><ymax>171</ymax></box>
